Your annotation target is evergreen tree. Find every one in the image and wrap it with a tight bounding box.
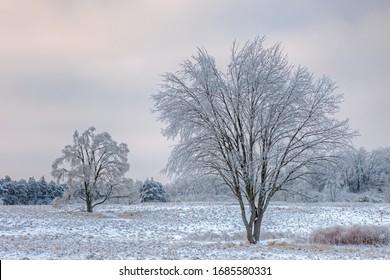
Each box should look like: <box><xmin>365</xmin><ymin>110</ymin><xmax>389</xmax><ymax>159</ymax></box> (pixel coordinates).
<box><xmin>37</xmin><ymin>176</ymin><xmax>50</xmax><ymax>204</ymax></box>
<box><xmin>27</xmin><ymin>177</ymin><xmax>39</xmax><ymax>204</ymax></box>
<box><xmin>140</xmin><ymin>178</ymin><xmax>169</xmax><ymax>203</ymax></box>
<box><xmin>0</xmin><ymin>176</ymin><xmax>64</xmax><ymax>205</ymax></box>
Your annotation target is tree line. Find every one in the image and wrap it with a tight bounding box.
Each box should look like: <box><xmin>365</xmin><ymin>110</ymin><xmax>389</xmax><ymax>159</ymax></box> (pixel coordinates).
<box><xmin>304</xmin><ymin>147</ymin><xmax>390</xmax><ymax>202</ymax></box>
<box><xmin>0</xmin><ymin>175</ymin><xmax>171</xmax><ymax>206</ymax></box>
<box><xmin>0</xmin><ymin>176</ymin><xmax>64</xmax><ymax>205</ymax></box>
<box><xmin>163</xmin><ymin>147</ymin><xmax>390</xmax><ymax>203</ymax></box>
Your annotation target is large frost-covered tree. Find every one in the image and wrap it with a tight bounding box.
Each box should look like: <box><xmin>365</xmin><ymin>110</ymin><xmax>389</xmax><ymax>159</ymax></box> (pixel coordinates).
<box><xmin>153</xmin><ymin>37</ymin><xmax>356</xmax><ymax>243</ymax></box>
<box><xmin>51</xmin><ymin>127</ymin><xmax>129</xmax><ymax>213</ymax></box>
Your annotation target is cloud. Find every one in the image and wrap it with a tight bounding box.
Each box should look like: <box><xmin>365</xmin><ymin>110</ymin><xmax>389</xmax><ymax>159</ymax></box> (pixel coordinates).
<box><xmin>273</xmin><ymin>3</ymin><xmax>390</xmax><ymax>150</ymax></box>
<box><xmin>1</xmin><ymin>0</ymin><xmax>389</xmax><ymax>181</ymax></box>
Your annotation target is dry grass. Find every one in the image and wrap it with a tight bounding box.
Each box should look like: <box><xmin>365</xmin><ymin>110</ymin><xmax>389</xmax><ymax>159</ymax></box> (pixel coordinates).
<box><xmin>117</xmin><ymin>211</ymin><xmax>143</xmax><ymax>219</ymax></box>
<box><xmin>309</xmin><ymin>225</ymin><xmax>390</xmax><ymax>245</ymax></box>
<box><xmin>187</xmin><ymin>231</ymin><xmax>244</xmax><ymax>242</ymax></box>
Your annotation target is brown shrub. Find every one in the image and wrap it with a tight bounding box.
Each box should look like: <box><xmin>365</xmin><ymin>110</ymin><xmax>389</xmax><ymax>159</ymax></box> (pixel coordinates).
<box><xmin>309</xmin><ymin>225</ymin><xmax>390</xmax><ymax>245</ymax></box>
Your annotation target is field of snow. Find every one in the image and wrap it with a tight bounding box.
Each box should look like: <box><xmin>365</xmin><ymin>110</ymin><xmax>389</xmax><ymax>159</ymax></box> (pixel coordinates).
<box><xmin>1</xmin><ymin>201</ymin><xmax>390</xmax><ymax>260</ymax></box>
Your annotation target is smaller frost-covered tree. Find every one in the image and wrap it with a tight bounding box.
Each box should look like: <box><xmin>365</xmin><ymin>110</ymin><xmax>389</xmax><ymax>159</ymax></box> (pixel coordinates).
<box><xmin>51</xmin><ymin>127</ymin><xmax>130</xmax><ymax>212</ymax></box>
<box><xmin>140</xmin><ymin>178</ymin><xmax>169</xmax><ymax>203</ymax></box>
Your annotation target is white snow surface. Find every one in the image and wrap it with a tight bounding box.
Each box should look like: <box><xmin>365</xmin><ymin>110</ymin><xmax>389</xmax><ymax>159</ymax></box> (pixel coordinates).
<box><xmin>1</xmin><ymin>201</ymin><xmax>389</xmax><ymax>260</ymax></box>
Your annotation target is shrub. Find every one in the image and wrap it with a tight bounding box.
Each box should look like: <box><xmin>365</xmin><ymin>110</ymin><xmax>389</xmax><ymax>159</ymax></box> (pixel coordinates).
<box><xmin>355</xmin><ymin>194</ymin><xmax>370</xmax><ymax>202</ymax></box>
<box><xmin>309</xmin><ymin>225</ymin><xmax>390</xmax><ymax>245</ymax></box>
<box><xmin>139</xmin><ymin>178</ymin><xmax>169</xmax><ymax>203</ymax></box>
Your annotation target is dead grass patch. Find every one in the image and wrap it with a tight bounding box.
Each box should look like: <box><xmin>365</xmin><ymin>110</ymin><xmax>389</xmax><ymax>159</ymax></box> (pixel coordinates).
<box><xmin>187</xmin><ymin>231</ymin><xmax>239</xmax><ymax>242</ymax></box>
<box><xmin>309</xmin><ymin>225</ymin><xmax>390</xmax><ymax>245</ymax></box>
<box><xmin>117</xmin><ymin>211</ymin><xmax>143</xmax><ymax>219</ymax></box>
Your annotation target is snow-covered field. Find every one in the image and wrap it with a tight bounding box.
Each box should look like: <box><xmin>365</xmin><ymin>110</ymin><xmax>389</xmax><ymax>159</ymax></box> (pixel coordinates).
<box><xmin>1</xmin><ymin>201</ymin><xmax>389</xmax><ymax>260</ymax></box>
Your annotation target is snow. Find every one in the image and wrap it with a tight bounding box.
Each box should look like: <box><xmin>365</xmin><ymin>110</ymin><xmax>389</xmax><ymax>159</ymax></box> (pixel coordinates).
<box><xmin>0</xmin><ymin>201</ymin><xmax>389</xmax><ymax>260</ymax></box>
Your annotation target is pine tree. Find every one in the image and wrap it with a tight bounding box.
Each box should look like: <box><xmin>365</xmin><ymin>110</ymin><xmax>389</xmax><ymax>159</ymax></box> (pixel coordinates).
<box><xmin>140</xmin><ymin>178</ymin><xmax>169</xmax><ymax>203</ymax></box>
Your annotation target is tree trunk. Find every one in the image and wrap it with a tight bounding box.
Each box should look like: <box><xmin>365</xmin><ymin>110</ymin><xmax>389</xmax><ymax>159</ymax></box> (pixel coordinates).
<box><xmin>86</xmin><ymin>200</ymin><xmax>93</xmax><ymax>213</ymax></box>
<box><xmin>243</xmin><ymin>221</ymin><xmax>256</xmax><ymax>244</ymax></box>
<box><xmin>86</xmin><ymin>192</ymin><xmax>93</xmax><ymax>213</ymax></box>
<box><xmin>237</xmin><ymin>197</ymin><xmax>256</xmax><ymax>244</ymax></box>
<box><xmin>253</xmin><ymin>211</ymin><xmax>264</xmax><ymax>242</ymax></box>
<box><xmin>239</xmin><ymin>202</ymin><xmax>264</xmax><ymax>244</ymax></box>
<box><xmin>84</xmin><ymin>182</ymin><xmax>93</xmax><ymax>213</ymax></box>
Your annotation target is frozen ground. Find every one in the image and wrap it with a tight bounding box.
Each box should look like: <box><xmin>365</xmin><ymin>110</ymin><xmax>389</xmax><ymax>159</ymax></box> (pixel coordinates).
<box><xmin>0</xmin><ymin>201</ymin><xmax>389</xmax><ymax>260</ymax></box>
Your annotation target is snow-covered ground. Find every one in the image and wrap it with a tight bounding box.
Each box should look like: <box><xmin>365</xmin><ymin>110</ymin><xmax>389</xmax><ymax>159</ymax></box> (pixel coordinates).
<box><xmin>0</xmin><ymin>201</ymin><xmax>389</xmax><ymax>260</ymax></box>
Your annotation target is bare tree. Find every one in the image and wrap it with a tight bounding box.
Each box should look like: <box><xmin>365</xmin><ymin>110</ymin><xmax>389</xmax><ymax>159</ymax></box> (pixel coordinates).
<box><xmin>51</xmin><ymin>127</ymin><xmax>130</xmax><ymax>213</ymax></box>
<box><xmin>153</xmin><ymin>37</ymin><xmax>356</xmax><ymax>243</ymax></box>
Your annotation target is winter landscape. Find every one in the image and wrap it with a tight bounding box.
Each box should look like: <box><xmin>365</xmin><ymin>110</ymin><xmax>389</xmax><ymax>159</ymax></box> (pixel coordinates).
<box><xmin>1</xmin><ymin>201</ymin><xmax>389</xmax><ymax>260</ymax></box>
<box><xmin>1</xmin><ymin>1</ymin><xmax>390</xmax><ymax>267</ymax></box>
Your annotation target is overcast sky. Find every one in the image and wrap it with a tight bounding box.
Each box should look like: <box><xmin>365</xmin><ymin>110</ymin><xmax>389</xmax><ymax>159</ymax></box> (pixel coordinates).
<box><xmin>1</xmin><ymin>0</ymin><xmax>389</xmax><ymax>183</ymax></box>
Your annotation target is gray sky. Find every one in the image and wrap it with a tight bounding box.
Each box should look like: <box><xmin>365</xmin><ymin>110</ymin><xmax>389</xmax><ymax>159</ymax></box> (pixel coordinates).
<box><xmin>1</xmin><ymin>0</ymin><xmax>389</xmax><ymax>183</ymax></box>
